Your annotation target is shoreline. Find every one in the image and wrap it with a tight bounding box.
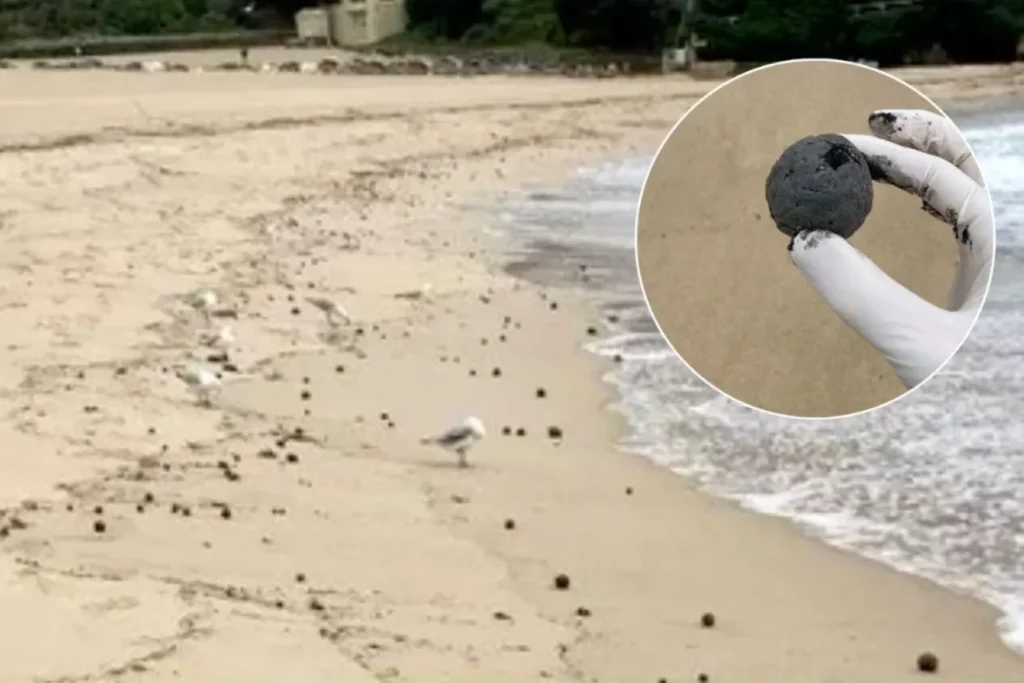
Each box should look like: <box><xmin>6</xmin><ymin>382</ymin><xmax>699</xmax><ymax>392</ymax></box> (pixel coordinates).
<box><xmin>496</xmin><ymin>98</ymin><xmax>1024</xmax><ymax>653</ymax></box>
<box><xmin>0</xmin><ymin>62</ymin><xmax>1021</xmax><ymax>680</ymax></box>
<box><xmin>494</xmin><ymin>118</ymin><xmax>1024</xmax><ymax>658</ymax></box>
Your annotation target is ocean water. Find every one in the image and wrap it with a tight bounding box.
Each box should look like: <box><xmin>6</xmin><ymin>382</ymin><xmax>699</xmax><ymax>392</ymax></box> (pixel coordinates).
<box><xmin>498</xmin><ymin>104</ymin><xmax>1024</xmax><ymax>652</ymax></box>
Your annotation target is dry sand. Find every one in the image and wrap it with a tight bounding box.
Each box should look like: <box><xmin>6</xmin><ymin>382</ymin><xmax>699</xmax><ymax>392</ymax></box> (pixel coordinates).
<box><xmin>0</xmin><ymin>52</ymin><xmax>1022</xmax><ymax>682</ymax></box>
<box><xmin>637</xmin><ymin>60</ymin><xmax>956</xmax><ymax>417</ymax></box>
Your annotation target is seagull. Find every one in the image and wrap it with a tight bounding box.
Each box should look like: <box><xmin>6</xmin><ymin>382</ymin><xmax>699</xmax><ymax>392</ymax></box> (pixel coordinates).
<box><xmin>306</xmin><ymin>296</ymin><xmax>351</xmax><ymax>328</ymax></box>
<box><xmin>189</xmin><ymin>290</ymin><xmax>218</xmax><ymax>322</ymax></box>
<box><xmin>173</xmin><ymin>364</ymin><xmax>222</xmax><ymax>407</ymax></box>
<box><xmin>200</xmin><ymin>324</ymin><xmax>235</xmax><ymax>350</ymax></box>
<box><xmin>420</xmin><ymin>416</ymin><xmax>486</xmax><ymax>468</ymax></box>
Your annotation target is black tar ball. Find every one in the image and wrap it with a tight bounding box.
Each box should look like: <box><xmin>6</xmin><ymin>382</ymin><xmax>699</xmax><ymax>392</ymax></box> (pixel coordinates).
<box><xmin>917</xmin><ymin>652</ymin><xmax>939</xmax><ymax>673</ymax></box>
<box><xmin>765</xmin><ymin>133</ymin><xmax>873</xmax><ymax>239</ymax></box>
<box><xmin>700</xmin><ymin>611</ymin><xmax>715</xmax><ymax>628</ymax></box>
<box><xmin>553</xmin><ymin>573</ymin><xmax>571</xmax><ymax>590</ymax></box>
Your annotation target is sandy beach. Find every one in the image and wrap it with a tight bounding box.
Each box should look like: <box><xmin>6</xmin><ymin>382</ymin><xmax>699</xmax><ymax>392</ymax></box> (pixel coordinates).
<box><xmin>1</xmin><ymin>49</ymin><xmax>1023</xmax><ymax>682</ymax></box>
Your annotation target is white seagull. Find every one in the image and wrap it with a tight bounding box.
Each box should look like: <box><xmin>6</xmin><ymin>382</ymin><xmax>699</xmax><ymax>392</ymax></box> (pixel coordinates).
<box><xmin>420</xmin><ymin>416</ymin><xmax>487</xmax><ymax>468</ymax></box>
<box><xmin>306</xmin><ymin>296</ymin><xmax>351</xmax><ymax>329</ymax></box>
<box><xmin>173</xmin><ymin>364</ymin><xmax>222</xmax><ymax>407</ymax></box>
<box><xmin>189</xmin><ymin>289</ymin><xmax>218</xmax><ymax>322</ymax></box>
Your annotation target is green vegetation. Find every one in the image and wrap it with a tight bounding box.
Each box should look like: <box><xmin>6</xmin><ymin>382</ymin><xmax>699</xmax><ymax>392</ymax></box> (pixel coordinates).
<box><xmin>0</xmin><ymin>0</ymin><xmax>295</xmax><ymax>57</ymax></box>
<box><xmin>0</xmin><ymin>29</ymin><xmax>288</xmax><ymax>59</ymax></box>
<box><xmin>404</xmin><ymin>0</ymin><xmax>1024</xmax><ymax>65</ymax></box>
<box><xmin>0</xmin><ymin>0</ymin><xmax>1021</xmax><ymax>65</ymax></box>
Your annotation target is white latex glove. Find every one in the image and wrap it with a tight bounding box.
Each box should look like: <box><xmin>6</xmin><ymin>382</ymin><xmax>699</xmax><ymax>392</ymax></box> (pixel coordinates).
<box><xmin>789</xmin><ymin>109</ymin><xmax>994</xmax><ymax>390</ymax></box>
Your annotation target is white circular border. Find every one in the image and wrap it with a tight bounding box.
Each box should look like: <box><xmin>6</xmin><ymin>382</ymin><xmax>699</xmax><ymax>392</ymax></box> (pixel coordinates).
<box><xmin>632</xmin><ymin>57</ymin><xmax>997</xmax><ymax>422</ymax></box>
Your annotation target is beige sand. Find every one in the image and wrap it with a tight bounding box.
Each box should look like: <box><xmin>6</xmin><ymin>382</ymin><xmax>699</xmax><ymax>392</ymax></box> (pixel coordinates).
<box><xmin>0</xmin><ymin>55</ymin><xmax>1021</xmax><ymax>682</ymax></box>
<box><xmin>637</xmin><ymin>60</ymin><xmax>964</xmax><ymax>417</ymax></box>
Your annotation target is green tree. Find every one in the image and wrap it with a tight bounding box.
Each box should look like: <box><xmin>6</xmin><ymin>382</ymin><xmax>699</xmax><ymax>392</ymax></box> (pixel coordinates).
<box><xmin>851</xmin><ymin>9</ymin><xmax>912</xmax><ymax>65</ymax></box>
<box><xmin>929</xmin><ymin>0</ymin><xmax>1019</xmax><ymax>61</ymax></box>
<box><xmin>554</xmin><ymin>0</ymin><xmax>675</xmax><ymax>51</ymax></box>
<box><xmin>722</xmin><ymin>0</ymin><xmax>851</xmax><ymax>61</ymax></box>
<box><xmin>478</xmin><ymin>0</ymin><xmax>560</xmax><ymax>43</ymax></box>
<box><xmin>405</xmin><ymin>0</ymin><xmax>484</xmax><ymax>39</ymax></box>
<box><xmin>97</xmin><ymin>0</ymin><xmax>190</xmax><ymax>33</ymax></box>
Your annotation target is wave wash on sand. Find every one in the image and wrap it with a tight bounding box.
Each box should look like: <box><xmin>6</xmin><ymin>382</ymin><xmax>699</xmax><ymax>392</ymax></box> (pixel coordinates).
<box><xmin>0</xmin><ymin>49</ymin><xmax>1023</xmax><ymax>682</ymax></box>
<box><xmin>506</xmin><ymin>107</ymin><xmax>1024</xmax><ymax>657</ymax></box>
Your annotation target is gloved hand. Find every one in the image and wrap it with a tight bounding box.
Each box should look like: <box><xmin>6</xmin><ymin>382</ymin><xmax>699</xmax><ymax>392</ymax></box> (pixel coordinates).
<box><xmin>789</xmin><ymin>109</ymin><xmax>994</xmax><ymax>390</ymax></box>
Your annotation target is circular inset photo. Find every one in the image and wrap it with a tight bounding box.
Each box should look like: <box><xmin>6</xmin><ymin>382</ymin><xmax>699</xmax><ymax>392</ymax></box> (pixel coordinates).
<box><xmin>636</xmin><ymin>59</ymin><xmax>994</xmax><ymax>419</ymax></box>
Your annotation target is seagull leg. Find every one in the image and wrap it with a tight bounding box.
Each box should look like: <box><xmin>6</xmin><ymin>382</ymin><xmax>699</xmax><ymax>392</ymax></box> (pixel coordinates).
<box><xmin>456</xmin><ymin>449</ymin><xmax>468</xmax><ymax>468</ymax></box>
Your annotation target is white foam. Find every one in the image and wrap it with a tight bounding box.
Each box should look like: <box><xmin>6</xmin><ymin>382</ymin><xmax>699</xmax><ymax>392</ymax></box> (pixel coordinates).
<box><xmin>584</xmin><ymin>332</ymin><xmax>676</xmax><ymax>362</ymax></box>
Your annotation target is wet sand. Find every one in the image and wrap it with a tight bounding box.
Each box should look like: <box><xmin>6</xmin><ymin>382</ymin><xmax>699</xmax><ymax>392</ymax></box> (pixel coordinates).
<box><xmin>0</xmin><ymin>55</ymin><xmax>1022</xmax><ymax>681</ymax></box>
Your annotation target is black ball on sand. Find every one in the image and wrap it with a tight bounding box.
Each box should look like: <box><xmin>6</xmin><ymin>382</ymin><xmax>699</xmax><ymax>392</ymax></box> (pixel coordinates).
<box><xmin>93</xmin><ymin>520</ymin><xmax>106</xmax><ymax>534</ymax></box>
<box><xmin>547</xmin><ymin>426</ymin><xmax>563</xmax><ymax>439</ymax></box>
<box><xmin>700</xmin><ymin>612</ymin><xmax>716</xmax><ymax>628</ymax></box>
<box><xmin>765</xmin><ymin>133</ymin><xmax>873</xmax><ymax>239</ymax></box>
<box><xmin>916</xmin><ymin>652</ymin><xmax>939</xmax><ymax>673</ymax></box>
<box><xmin>697</xmin><ymin>674</ymin><xmax>709</xmax><ymax>682</ymax></box>
<box><xmin>504</xmin><ymin>518</ymin><xmax>516</xmax><ymax>530</ymax></box>
<box><xmin>536</xmin><ymin>387</ymin><xmax>547</xmax><ymax>398</ymax></box>
<box><xmin>554</xmin><ymin>573</ymin><xmax>571</xmax><ymax>590</ymax></box>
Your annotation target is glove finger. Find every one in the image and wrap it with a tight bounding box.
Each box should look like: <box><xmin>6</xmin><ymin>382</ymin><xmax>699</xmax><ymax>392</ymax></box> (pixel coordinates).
<box><xmin>789</xmin><ymin>229</ymin><xmax>968</xmax><ymax>389</ymax></box>
<box><xmin>842</xmin><ymin>134</ymin><xmax>982</xmax><ymax>229</ymax></box>
<box><xmin>842</xmin><ymin>134</ymin><xmax>994</xmax><ymax>313</ymax></box>
<box><xmin>867</xmin><ymin>109</ymin><xmax>985</xmax><ymax>186</ymax></box>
